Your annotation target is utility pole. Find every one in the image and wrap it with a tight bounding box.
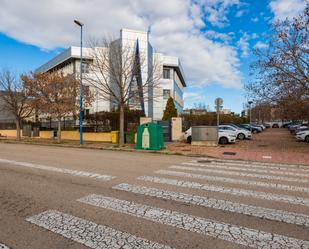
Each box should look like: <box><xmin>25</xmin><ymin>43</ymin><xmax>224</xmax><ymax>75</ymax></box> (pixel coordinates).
<box><xmin>74</xmin><ymin>19</ymin><xmax>84</xmax><ymax>145</ymax></box>
<box><xmin>248</xmin><ymin>100</ymin><xmax>253</xmax><ymax>133</ymax></box>
<box><xmin>215</xmin><ymin>98</ymin><xmax>223</xmax><ymax>145</ymax></box>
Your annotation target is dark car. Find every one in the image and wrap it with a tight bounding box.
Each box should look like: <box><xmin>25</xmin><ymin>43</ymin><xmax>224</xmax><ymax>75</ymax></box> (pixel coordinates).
<box><xmin>272</xmin><ymin>123</ymin><xmax>279</xmax><ymax>128</ymax></box>
<box><xmin>263</xmin><ymin>123</ymin><xmax>271</xmax><ymax>128</ymax></box>
<box><xmin>237</xmin><ymin>124</ymin><xmax>261</xmax><ymax>133</ymax></box>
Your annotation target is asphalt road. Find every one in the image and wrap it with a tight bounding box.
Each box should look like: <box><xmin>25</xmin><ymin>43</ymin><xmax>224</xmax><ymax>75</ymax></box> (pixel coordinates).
<box><xmin>0</xmin><ymin>143</ymin><xmax>309</xmax><ymax>249</ymax></box>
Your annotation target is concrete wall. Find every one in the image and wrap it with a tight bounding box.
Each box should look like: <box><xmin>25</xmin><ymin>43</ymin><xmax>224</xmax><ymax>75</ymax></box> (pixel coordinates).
<box><xmin>171</xmin><ymin>117</ymin><xmax>183</xmax><ymax>141</ymax></box>
<box><xmin>0</xmin><ymin>130</ymin><xmax>18</xmax><ymax>137</ymax></box>
<box><xmin>39</xmin><ymin>131</ymin><xmax>54</xmax><ymax>139</ymax></box>
<box><xmin>60</xmin><ymin>131</ymin><xmax>111</xmax><ymax>142</ymax></box>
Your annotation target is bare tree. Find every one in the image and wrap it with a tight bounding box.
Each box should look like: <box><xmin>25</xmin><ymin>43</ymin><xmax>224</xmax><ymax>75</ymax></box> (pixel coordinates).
<box><xmin>247</xmin><ymin>6</ymin><xmax>309</xmax><ymax>120</ymax></box>
<box><xmin>0</xmin><ymin>69</ymin><xmax>34</xmax><ymax>140</ymax></box>
<box><xmin>22</xmin><ymin>71</ymin><xmax>91</xmax><ymax>143</ymax></box>
<box><xmin>85</xmin><ymin>38</ymin><xmax>161</xmax><ymax>145</ymax></box>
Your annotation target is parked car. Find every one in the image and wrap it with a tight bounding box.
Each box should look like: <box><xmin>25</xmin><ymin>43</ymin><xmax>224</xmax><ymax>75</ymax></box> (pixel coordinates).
<box><xmin>253</xmin><ymin>123</ymin><xmax>265</xmax><ymax>130</ymax></box>
<box><xmin>237</xmin><ymin>124</ymin><xmax>261</xmax><ymax>134</ymax></box>
<box><xmin>272</xmin><ymin>123</ymin><xmax>279</xmax><ymax>128</ymax></box>
<box><xmin>184</xmin><ymin>127</ymin><xmax>237</xmax><ymax>144</ymax></box>
<box><xmin>263</xmin><ymin>123</ymin><xmax>271</xmax><ymax>128</ymax></box>
<box><xmin>296</xmin><ymin>130</ymin><xmax>309</xmax><ymax>143</ymax></box>
<box><xmin>219</xmin><ymin>125</ymin><xmax>252</xmax><ymax>140</ymax></box>
<box><xmin>295</xmin><ymin>127</ymin><xmax>309</xmax><ymax>135</ymax></box>
<box><xmin>290</xmin><ymin>124</ymin><xmax>308</xmax><ymax>134</ymax></box>
<box><xmin>282</xmin><ymin>122</ymin><xmax>292</xmax><ymax>128</ymax></box>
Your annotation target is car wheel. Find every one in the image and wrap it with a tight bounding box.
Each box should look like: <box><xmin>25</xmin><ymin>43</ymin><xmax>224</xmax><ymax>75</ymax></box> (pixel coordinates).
<box><xmin>187</xmin><ymin>136</ymin><xmax>192</xmax><ymax>144</ymax></box>
<box><xmin>305</xmin><ymin>135</ymin><xmax>309</xmax><ymax>143</ymax></box>
<box><xmin>219</xmin><ymin>137</ymin><xmax>228</xmax><ymax>145</ymax></box>
<box><xmin>237</xmin><ymin>133</ymin><xmax>245</xmax><ymax>140</ymax></box>
<box><xmin>252</xmin><ymin>130</ymin><xmax>257</xmax><ymax>134</ymax></box>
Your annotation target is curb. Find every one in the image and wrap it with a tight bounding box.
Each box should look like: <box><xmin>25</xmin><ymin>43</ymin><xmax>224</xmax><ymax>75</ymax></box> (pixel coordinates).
<box><xmin>0</xmin><ymin>139</ymin><xmax>308</xmax><ymax>166</ymax></box>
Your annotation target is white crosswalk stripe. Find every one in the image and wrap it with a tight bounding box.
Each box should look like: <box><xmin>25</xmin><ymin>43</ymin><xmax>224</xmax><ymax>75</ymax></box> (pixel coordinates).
<box><xmin>192</xmin><ymin>159</ymin><xmax>309</xmax><ymax>170</ymax></box>
<box><xmin>78</xmin><ymin>194</ymin><xmax>309</xmax><ymax>249</ymax></box>
<box><xmin>0</xmin><ymin>158</ymin><xmax>115</xmax><ymax>181</ymax></box>
<box><xmin>26</xmin><ymin>210</ymin><xmax>173</xmax><ymax>249</ymax></box>
<box><xmin>138</xmin><ymin>175</ymin><xmax>309</xmax><ymax>206</ymax></box>
<box><xmin>113</xmin><ymin>183</ymin><xmax>309</xmax><ymax>227</ymax></box>
<box><xmin>184</xmin><ymin>162</ymin><xmax>309</xmax><ymax>179</ymax></box>
<box><xmin>168</xmin><ymin>166</ymin><xmax>309</xmax><ymax>192</ymax></box>
<box><xmin>0</xmin><ymin>243</ymin><xmax>10</xmax><ymax>249</ymax></box>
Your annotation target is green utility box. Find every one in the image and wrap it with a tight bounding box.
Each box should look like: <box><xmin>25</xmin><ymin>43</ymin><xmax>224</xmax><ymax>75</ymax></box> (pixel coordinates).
<box><xmin>135</xmin><ymin>123</ymin><xmax>165</xmax><ymax>150</ymax></box>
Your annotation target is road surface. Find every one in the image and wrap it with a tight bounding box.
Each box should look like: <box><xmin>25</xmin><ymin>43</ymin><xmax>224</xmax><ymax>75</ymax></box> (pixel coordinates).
<box><xmin>0</xmin><ymin>143</ymin><xmax>308</xmax><ymax>249</ymax></box>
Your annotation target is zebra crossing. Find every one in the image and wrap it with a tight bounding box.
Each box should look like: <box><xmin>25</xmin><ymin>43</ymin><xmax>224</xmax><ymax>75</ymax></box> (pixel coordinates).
<box><xmin>0</xmin><ymin>243</ymin><xmax>10</xmax><ymax>249</ymax></box>
<box><xmin>24</xmin><ymin>158</ymin><xmax>309</xmax><ymax>249</ymax></box>
<box><xmin>0</xmin><ymin>158</ymin><xmax>115</xmax><ymax>181</ymax></box>
<box><xmin>27</xmin><ymin>210</ymin><xmax>173</xmax><ymax>249</ymax></box>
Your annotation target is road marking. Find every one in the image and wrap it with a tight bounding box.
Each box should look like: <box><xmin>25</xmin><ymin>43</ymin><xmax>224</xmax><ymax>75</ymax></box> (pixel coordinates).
<box><xmin>0</xmin><ymin>158</ymin><xmax>114</xmax><ymax>181</ymax></box>
<box><xmin>192</xmin><ymin>159</ymin><xmax>309</xmax><ymax>170</ymax></box>
<box><xmin>183</xmin><ymin>162</ymin><xmax>309</xmax><ymax>179</ymax></box>
<box><xmin>113</xmin><ymin>183</ymin><xmax>309</xmax><ymax>227</ymax></box>
<box><xmin>168</xmin><ymin>166</ymin><xmax>309</xmax><ymax>192</ymax></box>
<box><xmin>0</xmin><ymin>243</ymin><xmax>10</xmax><ymax>249</ymax></box>
<box><xmin>138</xmin><ymin>176</ymin><xmax>309</xmax><ymax>206</ymax></box>
<box><xmin>78</xmin><ymin>195</ymin><xmax>309</xmax><ymax>249</ymax></box>
<box><xmin>26</xmin><ymin>210</ymin><xmax>173</xmax><ymax>249</ymax></box>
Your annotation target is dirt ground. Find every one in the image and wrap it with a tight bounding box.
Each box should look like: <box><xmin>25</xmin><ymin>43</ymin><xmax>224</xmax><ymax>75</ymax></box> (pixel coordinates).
<box><xmin>167</xmin><ymin>128</ymin><xmax>309</xmax><ymax>165</ymax></box>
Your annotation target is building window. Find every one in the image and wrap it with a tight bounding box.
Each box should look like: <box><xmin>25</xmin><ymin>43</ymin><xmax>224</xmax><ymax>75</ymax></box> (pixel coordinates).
<box><xmin>163</xmin><ymin>89</ymin><xmax>170</xmax><ymax>99</ymax></box>
<box><xmin>163</xmin><ymin>68</ymin><xmax>170</xmax><ymax>79</ymax></box>
<box><xmin>82</xmin><ymin>62</ymin><xmax>90</xmax><ymax>73</ymax></box>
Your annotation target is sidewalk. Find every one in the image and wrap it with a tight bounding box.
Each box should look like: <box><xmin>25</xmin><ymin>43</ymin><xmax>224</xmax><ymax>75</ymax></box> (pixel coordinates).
<box><xmin>1</xmin><ymin>128</ymin><xmax>308</xmax><ymax>165</ymax></box>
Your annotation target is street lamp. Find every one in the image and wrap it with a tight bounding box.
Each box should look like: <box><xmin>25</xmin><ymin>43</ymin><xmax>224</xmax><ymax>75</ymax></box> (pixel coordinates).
<box><xmin>74</xmin><ymin>19</ymin><xmax>84</xmax><ymax>145</ymax></box>
<box><xmin>248</xmin><ymin>100</ymin><xmax>253</xmax><ymax>133</ymax></box>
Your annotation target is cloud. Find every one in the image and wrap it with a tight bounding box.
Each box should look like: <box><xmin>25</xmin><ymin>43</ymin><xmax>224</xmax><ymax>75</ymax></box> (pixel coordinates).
<box><xmin>269</xmin><ymin>0</ymin><xmax>306</xmax><ymax>20</ymax></box>
<box><xmin>253</xmin><ymin>41</ymin><xmax>268</xmax><ymax>49</ymax></box>
<box><xmin>250</xmin><ymin>17</ymin><xmax>259</xmax><ymax>22</ymax></box>
<box><xmin>0</xmin><ymin>0</ymin><xmax>242</xmax><ymax>89</ymax></box>
<box><xmin>197</xmin><ymin>0</ymin><xmax>242</xmax><ymax>27</ymax></box>
<box><xmin>237</xmin><ymin>32</ymin><xmax>250</xmax><ymax>58</ymax></box>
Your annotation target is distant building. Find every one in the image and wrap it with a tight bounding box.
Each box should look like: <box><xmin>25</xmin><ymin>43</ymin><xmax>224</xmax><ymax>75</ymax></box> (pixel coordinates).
<box><xmin>36</xmin><ymin>29</ymin><xmax>186</xmax><ymax>121</ymax></box>
<box><xmin>221</xmin><ymin>109</ymin><xmax>231</xmax><ymax>115</ymax></box>
<box><xmin>0</xmin><ymin>91</ymin><xmax>15</xmax><ymax>123</ymax></box>
<box><xmin>183</xmin><ymin>108</ymin><xmax>208</xmax><ymax>115</ymax></box>
<box><xmin>241</xmin><ymin>109</ymin><xmax>248</xmax><ymax>118</ymax></box>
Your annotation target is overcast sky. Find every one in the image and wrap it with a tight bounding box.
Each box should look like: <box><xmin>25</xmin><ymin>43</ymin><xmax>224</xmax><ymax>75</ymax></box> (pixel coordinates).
<box><xmin>0</xmin><ymin>0</ymin><xmax>307</xmax><ymax>113</ymax></box>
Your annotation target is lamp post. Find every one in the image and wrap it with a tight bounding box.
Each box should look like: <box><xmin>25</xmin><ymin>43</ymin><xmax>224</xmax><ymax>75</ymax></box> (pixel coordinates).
<box><xmin>248</xmin><ymin>100</ymin><xmax>253</xmax><ymax>134</ymax></box>
<box><xmin>74</xmin><ymin>19</ymin><xmax>84</xmax><ymax>145</ymax></box>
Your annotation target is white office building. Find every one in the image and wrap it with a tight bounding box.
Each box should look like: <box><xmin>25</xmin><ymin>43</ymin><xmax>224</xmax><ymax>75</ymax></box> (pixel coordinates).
<box><xmin>36</xmin><ymin>29</ymin><xmax>186</xmax><ymax>120</ymax></box>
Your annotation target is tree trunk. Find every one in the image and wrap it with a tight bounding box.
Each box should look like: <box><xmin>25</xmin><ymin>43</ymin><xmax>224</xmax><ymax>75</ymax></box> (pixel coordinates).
<box><xmin>119</xmin><ymin>104</ymin><xmax>125</xmax><ymax>146</ymax></box>
<box><xmin>57</xmin><ymin>118</ymin><xmax>61</xmax><ymax>143</ymax></box>
<box><xmin>16</xmin><ymin>119</ymin><xmax>21</xmax><ymax>141</ymax></box>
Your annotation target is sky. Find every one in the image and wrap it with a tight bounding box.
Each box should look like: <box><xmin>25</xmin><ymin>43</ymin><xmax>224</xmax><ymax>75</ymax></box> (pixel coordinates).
<box><xmin>0</xmin><ymin>0</ymin><xmax>307</xmax><ymax>114</ymax></box>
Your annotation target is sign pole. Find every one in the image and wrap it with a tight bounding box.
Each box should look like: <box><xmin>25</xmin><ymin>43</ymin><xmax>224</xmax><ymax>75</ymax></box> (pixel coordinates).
<box><xmin>215</xmin><ymin>98</ymin><xmax>223</xmax><ymax>145</ymax></box>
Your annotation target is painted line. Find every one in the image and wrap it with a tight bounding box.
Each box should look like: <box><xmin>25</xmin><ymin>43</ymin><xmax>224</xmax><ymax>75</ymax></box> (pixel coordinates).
<box><xmin>0</xmin><ymin>243</ymin><xmax>10</xmax><ymax>249</ymax></box>
<box><xmin>192</xmin><ymin>158</ymin><xmax>309</xmax><ymax>169</ymax></box>
<box><xmin>138</xmin><ymin>176</ymin><xmax>309</xmax><ymax>207</ymax></box>
<box><xmin>26</xmin><ymin>210</ymin><xmax>173</xmax><ymax>249</ymax></box>
<box><xmin>168</xmin><ymin>166</ymin><xmax>309</xmax><ymax>192</ymax></box>
<box><xmin>78</xmin><ymin>195</ymin><xmax>309</xmax><ymax>249</ymax></box>
<box><xmin>0</xmin><ymin>158</ymin><xmax>114</xmax><ymax>181</ymax></box>
<box><xmin>184</xmin><ymin>162</ymin><xmax>309</xmax><ymax>179</ymax></box>
<box><xmin>113</xmin><ymin>183</ymin><xmax>309</xmax><ymax>227</ymax></box>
